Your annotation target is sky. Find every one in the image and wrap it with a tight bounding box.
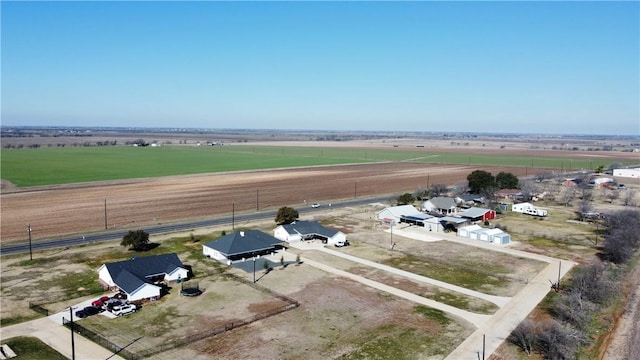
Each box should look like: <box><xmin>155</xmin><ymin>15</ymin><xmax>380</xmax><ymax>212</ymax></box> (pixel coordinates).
<box><xmin>1</xmin><ymin>1</ymin><xmax>639</xmax><ymax>135</ymax></box>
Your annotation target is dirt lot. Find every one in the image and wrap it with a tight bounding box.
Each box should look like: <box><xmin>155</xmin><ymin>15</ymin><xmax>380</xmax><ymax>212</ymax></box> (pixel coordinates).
<box><xmin>2</xmin><ymin>162</ymin><xmax>543</xmax><ymax>243</ymax></box>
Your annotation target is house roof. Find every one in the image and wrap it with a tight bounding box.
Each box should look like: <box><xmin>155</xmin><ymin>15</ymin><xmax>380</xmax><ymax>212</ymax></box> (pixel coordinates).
<box><xmin>459</xmin><ymin>207</ymin><xmax>493</xmax><ymax>218</ymax></box>
<box><xmin>457</xmin><ymin>194</ymin><xmax>484</xmax><ymax>203</ymax></box>
<box><xmin>278</xmin><ymin>221</ymin><xmax>340</xmax><ymax>238</ymax></box>
<box><xmin>440</xmin><ymin>216</ymin><xmax>468</xmax><ymax>224</ymax></box>
<box><xmin>495</xmin><ymin>189</ymin><xmax>522</xmax><ymax>197</ymax></box>
<box><xmin>105</xmin><ymin>253</ymin><xmax>185</xmax><ymax>283</ymax></box>
<box><xmin>203</xmin><ymin>230</ymin><xmax>282</xmax><ymax>257</ymax></box>
<box><xmin>378</xmin><ymin>205</ymin><xmax>423</xmax><ymax>218</ymax></box>
<box><xmin>424</xmin><ymin>197</ymin><xmax>456</xmax><ymax>210</ymax></box>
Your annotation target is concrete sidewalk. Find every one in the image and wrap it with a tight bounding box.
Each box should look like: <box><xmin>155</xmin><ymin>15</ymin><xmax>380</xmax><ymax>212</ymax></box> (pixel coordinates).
<box><xmin>281</xmin><ymin>251</ymin><xmax>492</xmax><ymax>328</ymax></box>
<box><xmin>388</xmin><ymin>226</ymin><xmax>577</xmax><ymax>360</ymax></box>
<box><xmin>0</xmin><ymin>316</ymin><xmax>124</xmax><ymax>360</ymax></box>
<box><xmin>319</xmin><ymin>246</ymin><xmax>511</xmax><ymax>307</ymax></box>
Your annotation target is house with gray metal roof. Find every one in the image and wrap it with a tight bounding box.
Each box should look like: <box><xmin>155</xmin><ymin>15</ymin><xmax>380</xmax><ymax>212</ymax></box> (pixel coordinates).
<box><xmin>203</xmin><ymin>230</ymin><xmax>284</xmax><ymax>264</ymax></box>
<box><xmin>98</xmin><ymin>253</ymin><xmax>188</xmax><ymax>302</ymax></box>
<box><xmin>421</xmin><ymin>197</ymin><xmax>457</xmax><ymax>215</ymax></box>
<box><xmin>273</xmin><ymin>220</ymin><xmax>346</xmax><ymax>245</ymax></box>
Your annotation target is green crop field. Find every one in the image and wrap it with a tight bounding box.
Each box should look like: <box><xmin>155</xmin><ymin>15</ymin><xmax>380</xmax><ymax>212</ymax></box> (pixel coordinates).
<box><xmin>1</xmin><ymin>145</ymin><xmax>627</xmax><ymax>187</ymax></box>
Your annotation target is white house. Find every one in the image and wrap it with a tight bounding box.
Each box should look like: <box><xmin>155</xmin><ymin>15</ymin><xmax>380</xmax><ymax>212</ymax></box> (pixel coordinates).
<box><xmin>98</xmin><ymin>253</ymin><xmax>188</xmax><ymax>302</ymax></box>
<box><xmin>273</xmin><ymin>220</ymin><xmax>346</xmax><ymax>245</ymax></box>
<box><xmin>421</xmin><ymin>197</ymin><xmax>457</xmax><ymax>215</ymax></box>
<box><xmin>376</xmin><ymin>205</ymin><xmax>423</xmax><ymax>224</ymax></box>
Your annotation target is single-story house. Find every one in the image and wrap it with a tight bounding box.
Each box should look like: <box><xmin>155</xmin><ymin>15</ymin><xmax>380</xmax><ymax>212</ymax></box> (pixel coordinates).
<box><xmin>455</xmin><ymin>194</ymin><xmax>485</xmax><ymax>206</ymax></box>
<box><xmin>273</xmin><ymin>220</ymin><xmax>346</xmax><ymax>245</ymax></box>
<box><xmin>98</xmin><ymin>253</ymin><xmax>189</xmax><ymax>302</ymax></box>
<box><xmin>421</xmin><ymin>197</ymin><xmax>457</xmax><ymax>215</ymax></box>
<box><xmin>457</xmin><ymin>224</ymin><xmax>482</xmax><ymax>238</ymax></box>
<box><xmin>203</xmin><ymin>230</ymin><xmax>284</xmax><ymax>264</ymax></box>
<box><xmin>459</xmin><ymin>207</ymin><xmax>496</xmax><ymax>222</ymax></box>
<box><xmin>377</xmin><ymin>205</ymin><xmax>424</xmax><ymax>224</ymax></box>
<box><xmin>494</xmin><ymin>189</ymin><xmax>523</xmax><ymax>201</ymax></box>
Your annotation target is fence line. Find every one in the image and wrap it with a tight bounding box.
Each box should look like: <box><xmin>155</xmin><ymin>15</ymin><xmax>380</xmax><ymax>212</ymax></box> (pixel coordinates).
<box><xmin>64</xmin><ymin>276</ymin><xmax>299</xmax><ymax>360</ymax></box>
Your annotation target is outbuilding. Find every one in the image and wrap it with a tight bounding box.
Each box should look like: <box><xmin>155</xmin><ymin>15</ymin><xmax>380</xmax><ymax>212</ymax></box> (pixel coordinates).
<box><xmin>459</xmin><ymin>207</ymin><xmax>496</xmax><ymax>222</ymax></box>
<box><xmin>492</xmin><ymin>232</ymin><xmax>511</xmax><ymax>245</ymax></box>
<box><xmin>457</xmin><ymin>224</ymin><xmax>482</xmax><ymax>238</ymax></box>
<box><xmin>479</xmin><ymin>228</ymin><xmax>503</xmax><ymax>242</ymax></box>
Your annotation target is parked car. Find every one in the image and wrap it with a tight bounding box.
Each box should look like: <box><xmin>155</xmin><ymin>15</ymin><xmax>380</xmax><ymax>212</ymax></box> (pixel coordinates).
<box><xmin>111</xmin><ymin>304</ymin><xmax>137</xmax><ymax>316</ymax></box>
<box><xmin>334</xmin><ymin>240</ymin><xmax>350</xmax><ymax>247</ymax></box>
<box><xmin>75</xmin><ymin>306</ymin><xmax>101</xmax><ymax>319</ymax></box>
<box><xmin>105</xmin><ymin>298</ymin><xmax>125</xmax><ymax>311</ymax></box>
<box><xmin>91</xmin><ymin>295</ymin><xmax>110</xmax><ymax>307</ymax></box>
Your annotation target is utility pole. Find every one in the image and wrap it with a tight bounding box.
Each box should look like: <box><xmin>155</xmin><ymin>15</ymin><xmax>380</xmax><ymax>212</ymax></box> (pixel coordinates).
<box><xmin>354</xmin><ymin>181</ymin><xmax>357</xmax><ymax>199</ymax></box>
<box><xmin>390</xmin><ymin>221</ymin><xmax>394</xmax><ymax>250</ymax></box>
<box><xmin>253</xmin><ymin>257</ymin><xmax>256</xmax><ymax>283</ymax></box>
<box><xmin>28</xmin><ymin>224</ymin><xmax>33</xmax><ymax>261</ymax></box>
<box><xmin>557</xmin><ymin>261</ymin><xmax>562</xmax><ymax>292</ymax></box>
<box><xmin>482</xmin><ymin>334</ymin><xmax>485</xmax><ymax>360</ymax></box>
<box><xmin>232</xmin><ymin>202</ymin><xmax>235</xmax><ymax>230</ymax></box>
<box><xmin>256</xmin><ymin>189</ymin><xmax>259</xmax><ymax>211</ymax></box>
<box><xmin>104</xmin><ymin>198</ymin><xmax>108</xmax><ymax>230</ymax></box>
<box><xmin>69</xmin><ymin>307</ymin><xmax>76</xmax><ymax>360</ymax></box>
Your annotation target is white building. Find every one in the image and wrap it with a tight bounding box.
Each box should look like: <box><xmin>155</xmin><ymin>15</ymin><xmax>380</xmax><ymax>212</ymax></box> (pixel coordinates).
<box><xmin>613</xmin><ymin>168</ymin><xmax>640</xmax><ymax>179</ymax></box>
<box><xmin>273</xmin><ymin>221</ymin><xmax>346</xmax><ymax>245</ymax></box>
<box><xmin>377</xmin><ymin>205</ymin><xmax>423</xmax><ymax>224</ymax></box>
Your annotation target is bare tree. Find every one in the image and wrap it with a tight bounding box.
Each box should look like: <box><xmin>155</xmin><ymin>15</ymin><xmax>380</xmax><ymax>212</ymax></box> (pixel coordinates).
<box><xmin>429</xmin><ymin>183</ymin><xmax>448</xmax><ymax>197</ymax></box>
<box><xmin>535</xmin><ymin>320</ymin><xmax>581</xmax><ymax>360</ymax></box>
<box><xmin>605</xmin><ymin>189</ymin><xmax>620</xmax><ymax>204</ymax></box>
<box><xmin>602</xmin><ymin>210</ymin><xmax>640</xmax><ymax>264</ymax></box>
<box><xmin>509</xmin><ymin>319</ymin><xmax>536</xmax><ymax>356</ymax></box>
<box><xmin>451</xmin><ymin>181</ymin><xmax>469</xmax><ymax>197</ymax></box>
<box><xmin>558</xmin><ymin>187</ymin><xmax>576</xmax><ymax>207</ymax></box>
<box><xmin>622</xmin><ymin>189</ymin><xmax>636</xmax><ymax>206</ymax></box>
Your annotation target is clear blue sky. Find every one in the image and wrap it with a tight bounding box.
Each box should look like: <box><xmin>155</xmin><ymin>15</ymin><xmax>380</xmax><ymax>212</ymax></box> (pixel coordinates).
<box><xmin>2</xmin><ymin>1</ymin><xmax>638</xmax><ymax>135</ymax></box>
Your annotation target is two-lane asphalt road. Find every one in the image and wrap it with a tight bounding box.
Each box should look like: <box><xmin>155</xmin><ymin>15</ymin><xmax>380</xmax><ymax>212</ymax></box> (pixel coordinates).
<box><xmin>0</xmin><ymin>196</ymin><xmax>392</xmax><ymax>256</ymax></box>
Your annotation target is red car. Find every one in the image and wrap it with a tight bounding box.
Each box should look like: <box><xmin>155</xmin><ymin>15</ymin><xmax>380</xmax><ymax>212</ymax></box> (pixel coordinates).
<box><xmin>91</xmin><ymin>295</ymin><xmax>110</xmax><ymax>307</ymax></box>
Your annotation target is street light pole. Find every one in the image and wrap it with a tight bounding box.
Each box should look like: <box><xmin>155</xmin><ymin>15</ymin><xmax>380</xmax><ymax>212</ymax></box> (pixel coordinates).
<box><xmin>28</xmin><ymin>224</ymin><xmax>33</xmax><ymax>261</ymax></box>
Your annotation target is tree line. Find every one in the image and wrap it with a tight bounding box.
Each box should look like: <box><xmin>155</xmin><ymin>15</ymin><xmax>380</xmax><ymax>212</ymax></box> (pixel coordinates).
<box><xmin>510</xmin><ymin>209</ymin><xmax>640</xmax><ymax>359</ymax></box>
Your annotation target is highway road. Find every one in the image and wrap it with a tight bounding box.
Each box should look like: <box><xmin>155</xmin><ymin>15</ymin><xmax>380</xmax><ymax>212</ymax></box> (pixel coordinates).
<box><xmin>0</xmin><ymin>196</ymin><xmax>392</xmax><ymax>256</ymax></box>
